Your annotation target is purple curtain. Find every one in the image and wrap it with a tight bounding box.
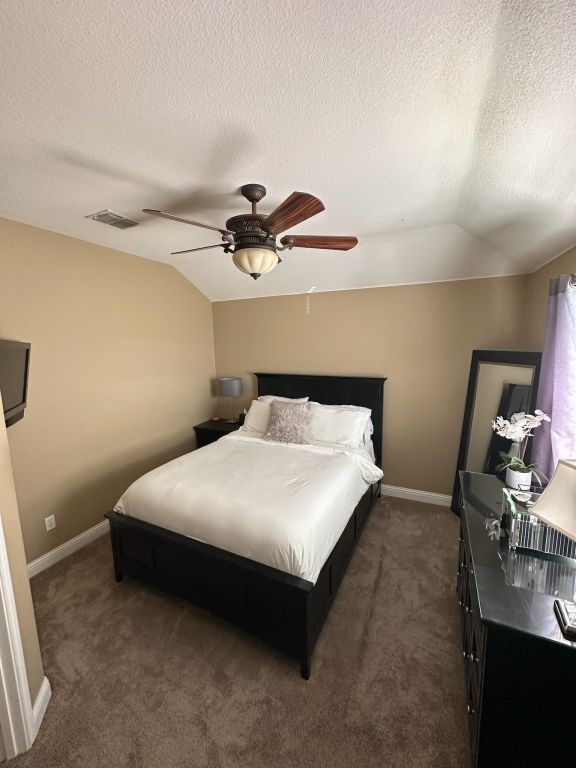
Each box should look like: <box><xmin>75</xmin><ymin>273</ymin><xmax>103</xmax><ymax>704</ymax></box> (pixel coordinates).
<box><xmin>533</xmin><ymin>274</ymin><xmax>576</xmax><ymax>478</ymax></box>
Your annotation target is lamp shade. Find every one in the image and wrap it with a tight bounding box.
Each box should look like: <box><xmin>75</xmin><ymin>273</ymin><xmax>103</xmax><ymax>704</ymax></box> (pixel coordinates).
<box><xmin>218</xmin><ymin>377</ymin><xmax>243</xmax><ymax>397</ymax></box>
<box><xmin>529</xmin><ymin>459</ymin><xmax>576</xmax><ymax>542</ymax></box>
<box><xmin>232</xmin><ymin>248</ymin><xmax>278</xmax><ymax>279</ymax></box>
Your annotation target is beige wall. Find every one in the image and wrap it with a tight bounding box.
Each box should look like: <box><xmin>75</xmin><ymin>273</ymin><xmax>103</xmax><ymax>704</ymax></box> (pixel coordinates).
<box><xmin>213</xmin><ymin>276</ymin><xmax>529</xmax><ymax>495</ymax></box>
<box><xmin>2</xmin><ymin>213</ymin><xmax>571</xmax><ymax>562</ymax></box>
<box><xmin>525</xmin><ymin>246</ymin><xmax>576</xmax><ymax>349</ymax></box>
<box><xmin>0</xmin><ymin>218</ymin><xmax>216</xmax><ymax>562</ymax></box>
<box><xmin>0</xmin><ymin>390</ymin><xmax>44</xmax><ymax>700</ymax></box>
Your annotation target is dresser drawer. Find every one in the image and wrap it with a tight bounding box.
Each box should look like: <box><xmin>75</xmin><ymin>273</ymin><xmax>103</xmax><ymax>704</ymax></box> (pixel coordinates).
<box><xmin>458</xmin><ymin>520</ymin><xmax>486</xmax><ymax>766</ymax></box>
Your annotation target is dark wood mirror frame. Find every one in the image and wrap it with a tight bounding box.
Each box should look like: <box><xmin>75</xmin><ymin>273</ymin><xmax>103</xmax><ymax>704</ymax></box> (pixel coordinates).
<box><xmin>451</xmin><ymin>350</ymin><xmax>542</xmax><ymax>515</ymax></box>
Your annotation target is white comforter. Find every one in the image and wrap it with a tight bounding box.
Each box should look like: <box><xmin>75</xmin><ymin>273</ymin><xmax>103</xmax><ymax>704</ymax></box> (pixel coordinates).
<box><xmin>114</xmin><ymin>433</ymin><xmax>383</xmax><ymax>583</ymax></box>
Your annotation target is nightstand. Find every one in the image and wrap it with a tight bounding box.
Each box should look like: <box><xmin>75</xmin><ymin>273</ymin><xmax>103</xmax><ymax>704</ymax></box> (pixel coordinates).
<box><xmin>194</xmin><ymin>420</ymin><xmax>240</xmax><ymax>448</ymax></box>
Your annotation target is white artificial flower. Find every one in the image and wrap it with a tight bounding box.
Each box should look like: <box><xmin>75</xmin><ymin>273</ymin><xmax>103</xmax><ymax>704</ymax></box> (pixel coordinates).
<box><xmin>491</xmin><ymin>410</ymin><xmax>550</xmax><ymax>442</ymax></box>
<box><xmin>534</xmin><ymin>409</ymin><xmax>551</xmax><ymax>422</ymax></box>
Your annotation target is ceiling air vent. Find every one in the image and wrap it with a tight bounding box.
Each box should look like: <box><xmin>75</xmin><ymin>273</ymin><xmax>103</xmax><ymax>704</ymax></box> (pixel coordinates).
<box><xmin>85</xmin><ymin>209</ymin><xmax>138</xmax><ymax>229</ymax></box>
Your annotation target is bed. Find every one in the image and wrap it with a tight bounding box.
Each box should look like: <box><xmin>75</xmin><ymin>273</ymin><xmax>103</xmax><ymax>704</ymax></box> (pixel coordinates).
<box><xmin>105</xmin><ymin>372</ymin><xmax>386</xmax><ymax>678</ymax></box>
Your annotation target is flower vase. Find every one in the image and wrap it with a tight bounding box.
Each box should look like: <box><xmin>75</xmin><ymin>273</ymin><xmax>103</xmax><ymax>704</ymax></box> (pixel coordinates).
<box><xmin>508</xmin><ymin>441</ymin><xmax>521</xmax><ymax>459</ymax></box>
<box><xmin>506</xmin><ymin>467</ymin><xmax>532</xmax><ymax>491</ymax></box>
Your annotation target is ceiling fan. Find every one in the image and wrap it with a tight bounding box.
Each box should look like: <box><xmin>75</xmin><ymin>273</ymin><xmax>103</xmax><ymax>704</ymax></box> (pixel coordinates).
<box><xmin>143</xmin><ymin>183</ymin><xmax>358</xmax><ymax>280</ymax></box>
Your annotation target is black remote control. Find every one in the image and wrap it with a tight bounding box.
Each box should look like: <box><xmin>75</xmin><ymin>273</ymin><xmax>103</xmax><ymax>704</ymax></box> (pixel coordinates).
<box><xmin>554</xmin><ymin>600</ymin><xmax>576</xmax><ymax>640</ymax></box>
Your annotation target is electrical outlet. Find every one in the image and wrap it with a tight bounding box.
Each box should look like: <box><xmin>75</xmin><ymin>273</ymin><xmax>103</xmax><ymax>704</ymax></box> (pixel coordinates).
<box><xmin>45</xmin><ymin>515</ymin><xmax>56</xmax><ymax>531</ymax></box>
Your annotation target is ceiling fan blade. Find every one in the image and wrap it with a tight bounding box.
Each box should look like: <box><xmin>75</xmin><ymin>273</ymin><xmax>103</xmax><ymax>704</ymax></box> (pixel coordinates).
<box><xmin>143</xmin><ymin>209</ymin><xmax>232</xmax><ymax>236</ymax></box>
<box><xmin>261</xmin><ymin>192</ymin><xmax>325</xmax><ymax>235</ymax></box>
<box><xmin>171</xmin><ymin>243</ymin><xmax>228</xmax><ymax>255</ymax></box>
<box><xmin>280</xmin><ymin>235</ymin><xmax>358</xmax><ymax>251</ymax></box>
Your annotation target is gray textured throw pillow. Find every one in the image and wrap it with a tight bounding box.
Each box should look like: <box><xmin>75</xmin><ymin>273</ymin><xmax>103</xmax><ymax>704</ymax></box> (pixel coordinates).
<box><xmin>264</xmin><ymin>401</ymin><xmax>311</xmax><ymax>444</ymax></box>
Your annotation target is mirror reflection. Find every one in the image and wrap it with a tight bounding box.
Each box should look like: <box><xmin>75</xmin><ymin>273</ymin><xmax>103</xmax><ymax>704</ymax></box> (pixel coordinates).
<box><xmin>466</xmin><ymin>363</ymin><xmax>535</xmax><ymax>474</ymax></box>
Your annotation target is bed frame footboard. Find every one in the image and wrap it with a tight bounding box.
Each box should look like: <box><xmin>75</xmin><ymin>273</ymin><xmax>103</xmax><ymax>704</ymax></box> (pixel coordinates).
<box><xmin>105</xmin><ymin>482</ymin><xmax>378</xmax><ymax>679</ymax></box>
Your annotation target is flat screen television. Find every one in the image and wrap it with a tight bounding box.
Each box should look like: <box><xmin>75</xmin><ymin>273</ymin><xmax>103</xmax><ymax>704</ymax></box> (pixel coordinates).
<box><xmin>0</xmin><ymin>339</ymin><xmax>31</xmax><ymax>427</ymax></box>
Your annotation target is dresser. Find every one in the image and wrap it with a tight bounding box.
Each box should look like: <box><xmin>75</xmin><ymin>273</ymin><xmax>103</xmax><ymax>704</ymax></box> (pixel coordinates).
<box><xmin>458</xmin><ymin>472</ymin><xmax>576</xmax><ymax>768</ymax></box>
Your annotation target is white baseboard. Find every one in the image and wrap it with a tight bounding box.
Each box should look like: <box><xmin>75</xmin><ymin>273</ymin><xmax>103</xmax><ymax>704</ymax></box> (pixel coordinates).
<box><xmin>381</xmin><ymin>483</ymin><xmax>451</xmax><ymax>507</ymax></box>
<box><xmin>27</xmin><ymin>520</ymin><xmax>109</xmax><ymax>579</ymax></box>
<box><xmin>30</xmin><ymin>676</ymin><xmax>51</xmax><ymax>744</ymax></box>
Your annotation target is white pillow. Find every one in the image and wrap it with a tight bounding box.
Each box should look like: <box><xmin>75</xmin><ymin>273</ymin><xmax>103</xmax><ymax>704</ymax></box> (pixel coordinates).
<box><xmin>361</xmin><ymin>419</ymin><xmax>374</xmax><ymax>446</ymax></box>
<box><xmin>308</xmin><ymin>403</ymin><xmax>370</xmax><ymax>447</ymax></box>
<box><xmin>240</xmin><ymin>400</ymin><xmax>271</xmax><ymax>435</ymax></box>
<box><xmin>309</xmin><ymin>402</ymin><xmax>373</xmax><ymax>445</ymax></box>
<box><xmin>364</xmin><ymin>438</ymin><xmax>376</xmax><ymax>463</ymax></box>
<box><xmin>258</xmin><ymin>395</ymin><xmax>309</xmax><ymax>404</ymax></box>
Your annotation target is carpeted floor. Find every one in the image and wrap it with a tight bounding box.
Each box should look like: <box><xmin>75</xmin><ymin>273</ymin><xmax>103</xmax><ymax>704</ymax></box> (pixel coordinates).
<box><xmin>13</xmin><ymin>497</ymin><xmax>469</xmax><ymax>768</ymax></box>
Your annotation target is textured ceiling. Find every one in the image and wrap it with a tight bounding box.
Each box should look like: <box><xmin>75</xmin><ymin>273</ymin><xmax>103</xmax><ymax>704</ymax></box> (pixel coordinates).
<box><xmin>1</xmin><ymin>0</ymin><xmax>576</xmax><ymax>301</ymax></box>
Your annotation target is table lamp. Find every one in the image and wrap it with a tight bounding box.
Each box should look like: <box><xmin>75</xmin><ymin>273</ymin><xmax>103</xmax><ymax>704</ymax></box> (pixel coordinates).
<box><xmin>218</xmin><ymin>377</ymin><xmax>243</xmax><ymax>423</ymax></box>
<box><xmin>529</xmin><ymin>459</ymin><xmax>576</xmax><ymax>543</ymax></box>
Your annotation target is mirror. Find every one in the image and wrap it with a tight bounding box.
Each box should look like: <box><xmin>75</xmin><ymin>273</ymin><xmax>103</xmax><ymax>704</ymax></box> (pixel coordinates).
<box><xmin>451</xmin><ymin>350</ymin><xmax>542</xmax><ymax>514</ymax></box>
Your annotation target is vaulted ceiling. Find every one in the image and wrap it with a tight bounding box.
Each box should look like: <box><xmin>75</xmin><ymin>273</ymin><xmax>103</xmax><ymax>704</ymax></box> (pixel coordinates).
<box><xmin>1</xmin><ymin>1</ymin><xmax>576</xmax><ymax>301</ymax></box>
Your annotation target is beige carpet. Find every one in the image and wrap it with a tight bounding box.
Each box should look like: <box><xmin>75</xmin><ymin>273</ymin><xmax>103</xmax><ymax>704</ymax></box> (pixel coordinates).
<box><xmin>13</xmin><ymin>497</ymin><xmax>469</xmax><ymax>768</ymax></box>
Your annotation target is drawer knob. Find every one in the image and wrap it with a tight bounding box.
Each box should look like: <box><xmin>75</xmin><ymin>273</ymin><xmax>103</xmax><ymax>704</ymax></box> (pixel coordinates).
<box><xmin>465</xmin><ymin>606</ymin><xmax>473</xmax><ymax>614</ymax></box>
<box><xmin>467</xmin><ymin>704</ymin><xmax>475</xmax><ymax>715</ymax></box>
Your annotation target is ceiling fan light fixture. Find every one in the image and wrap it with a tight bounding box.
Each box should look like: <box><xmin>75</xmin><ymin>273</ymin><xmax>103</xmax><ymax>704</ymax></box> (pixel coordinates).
<box><xmin>233</xmin><ymin>247</ymin><xmax>279</xmax><ymax>280</ymax></box>
<box><xmin>144</xmin><ymin>183</ymin><xmax>358</xmax><ymax>280</ymax></box>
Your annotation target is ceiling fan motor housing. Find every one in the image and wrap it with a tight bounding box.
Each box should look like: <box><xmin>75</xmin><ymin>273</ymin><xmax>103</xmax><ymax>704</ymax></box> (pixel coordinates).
<box><xmin>225</xmin><ymin>213</ymin><xmax>266</xmax><ymax>235</ymax></box>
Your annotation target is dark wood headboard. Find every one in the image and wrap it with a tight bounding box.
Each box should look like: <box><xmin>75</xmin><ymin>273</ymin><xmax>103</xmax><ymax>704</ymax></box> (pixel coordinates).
<box><xmin>255</xmin><ymin>372</ymin><xmax>386</xmax><ymax>469</ymax></box>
